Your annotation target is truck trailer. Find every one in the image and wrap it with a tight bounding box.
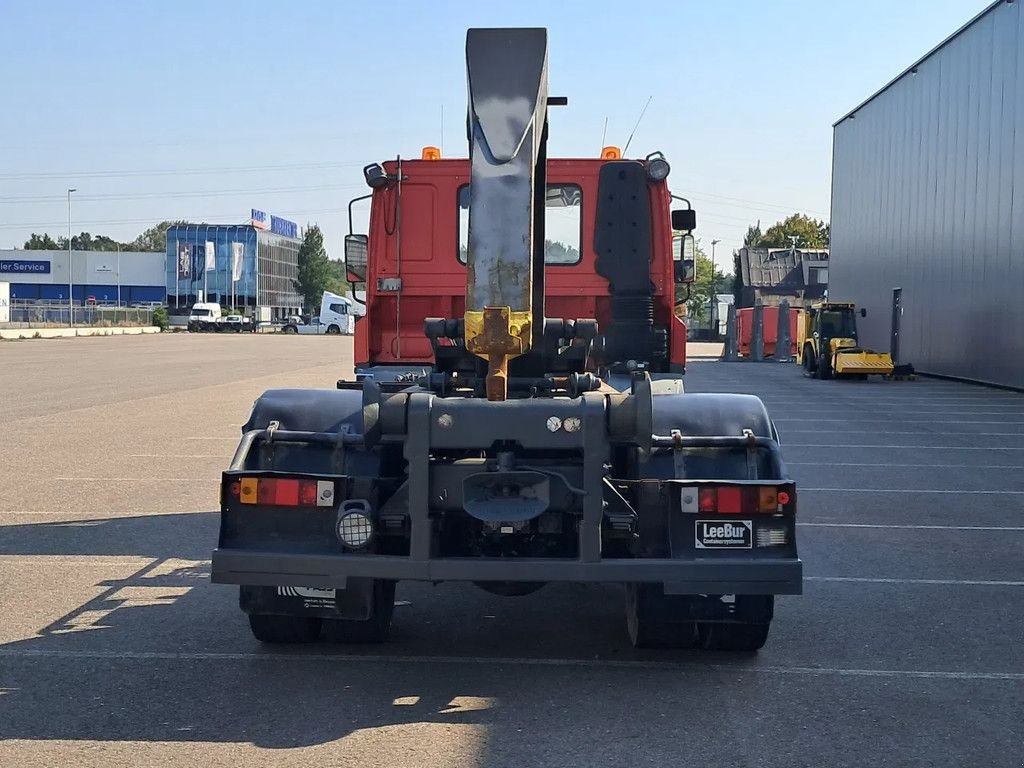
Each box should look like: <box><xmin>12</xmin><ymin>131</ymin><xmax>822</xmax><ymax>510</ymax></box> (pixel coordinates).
<box><xmin>211</xmin><ymin>28</ymin><xmax>801</xmax><ymax>652</ymax></box>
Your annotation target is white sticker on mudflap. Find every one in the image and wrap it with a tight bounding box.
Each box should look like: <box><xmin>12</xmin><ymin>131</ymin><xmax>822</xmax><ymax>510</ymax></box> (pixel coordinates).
<box><xmin>695</xmin><ymin>520</ymin><xmax>753</xmax><ymax>549</ymax></box>
<box><xmin>278</xmin><ymin>586</ymin><xmax>336</xmax><ymax>609</ymax></box>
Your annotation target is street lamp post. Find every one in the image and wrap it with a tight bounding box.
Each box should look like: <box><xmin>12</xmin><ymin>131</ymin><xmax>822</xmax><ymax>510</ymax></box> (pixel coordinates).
<box><xmin>67</xmin><ymin>188</ymin><xmax>76</xmax><ymax>327</ymax></box>
<box><xmin>710</xmin><ymin>239</ymin><xmax>721</xmax><ymax>336</ymax></box>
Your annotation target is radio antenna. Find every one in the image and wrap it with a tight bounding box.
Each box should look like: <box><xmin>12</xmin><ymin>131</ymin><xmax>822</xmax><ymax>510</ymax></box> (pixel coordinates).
<box><xmin>622</xmin><ymin>95</ymin><xmax>652</xmax><ymax>154</ymax></box>
<box><xmin>600</xmin><ymin>116</ymin><xmax>608</xmax><ymax>151</ymax></box>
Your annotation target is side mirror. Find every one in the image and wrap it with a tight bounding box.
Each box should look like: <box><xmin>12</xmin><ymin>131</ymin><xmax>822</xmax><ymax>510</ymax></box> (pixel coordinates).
<box><xmin>345</xmin><ymin>234</ymin><xmax>368</xmax><ymax>282</ymax></box>
<box><xmin>860</xmin><ymin>308</ymin><xmax>867</xmax><ymax>318</ymax></box>
<box><xmin>671</xmin><ymin>208</ymin><xmax>696</xmax><ymax>232</ymax></box>
<box><xmin>675</xmin><ymin>258</ymin><xmax>696</xmax><ymax>284</ymax></box>
<box><xmin>673</xmin><ymin>234</ymin><xmax>696</xmax><ymax>283</ymax></box>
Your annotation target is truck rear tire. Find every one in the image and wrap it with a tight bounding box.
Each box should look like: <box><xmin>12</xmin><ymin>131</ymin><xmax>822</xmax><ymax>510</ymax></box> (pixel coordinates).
<box><xmin>326</xmin><ymin>324</ymin><xmax>341</xmax><ymax>335</ymax></box>
<box><xmin>321</xmin><ymin>580</ymin><xmax>396</xmax><ymax>644</ymax></box>
<box><xmin>248</xmin><ymin>614</ymin><xmax>321</xmax><ymax>644</ymax></box>
<box><xmin>625</xmin><ymin>583</ymin><xmax>700</xmax><ymax>649</ymax></box>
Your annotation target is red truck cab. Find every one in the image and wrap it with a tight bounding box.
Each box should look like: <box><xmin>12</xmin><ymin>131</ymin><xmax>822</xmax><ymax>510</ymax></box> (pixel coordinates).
<box><xmin>347</xmin><ymin>150</ymin><xmax>692</xmax><ymax>377</ymax></box>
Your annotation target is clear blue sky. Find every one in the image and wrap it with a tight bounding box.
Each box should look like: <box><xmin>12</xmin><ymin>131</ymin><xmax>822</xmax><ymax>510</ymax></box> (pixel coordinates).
<box><xmin>0</xmin><ymin>0</ymin><xmax>993</xmax><ymax>268</ymax></box>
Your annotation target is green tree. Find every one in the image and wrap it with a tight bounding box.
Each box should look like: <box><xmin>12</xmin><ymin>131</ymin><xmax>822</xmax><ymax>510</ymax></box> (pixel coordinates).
<box><xmin>23</xmin><ymin>233</ymin><xmax>60</xmax><ymax>249</ymax></box>
<box><xmin>743</xmin><ymin>222</ymin><xmax>763</xmax><ymax>248</ymax></box>
<box><xmin>130</xmin><ymin>220</ymin><xmax>187</xmax><ymax>252</ymax></box>
<box><xmin>325</xmin><ymin>258</ymin><xmax>350</xmax><ymax>297</ymax></box>
<box><xmin>294</xmin><ymin>224</ymin><xmax>333</xmax><ymax>310</ymax></box>
<box><xmin>758</xmin><ymin>213</ymin><xmax>829</xmax><ymax>249</ymax></box>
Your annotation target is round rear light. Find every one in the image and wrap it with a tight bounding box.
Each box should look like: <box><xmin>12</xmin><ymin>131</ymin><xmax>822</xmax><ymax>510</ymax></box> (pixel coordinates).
<box><xmin>336</xmin><ymin>509</ymin><xmax>374</xmax><ymax>548</ymax></box>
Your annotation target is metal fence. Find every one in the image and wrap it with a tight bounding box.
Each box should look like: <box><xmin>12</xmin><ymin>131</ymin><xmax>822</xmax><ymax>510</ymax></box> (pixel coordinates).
<box><xmin>686</xmin><ymin>317</ymin><xmax>723</xmax><ymax>342</ymax></box>
<box><xmin>3</xmin><ymin>301</ymin><xmax>154</xmax><ymax>329</ymax></box>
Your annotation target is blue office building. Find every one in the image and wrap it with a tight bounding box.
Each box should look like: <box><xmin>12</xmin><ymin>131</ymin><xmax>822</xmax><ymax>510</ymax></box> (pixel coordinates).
<box><xmin>166</xmin><ymin>210</ymin><xmax>302</xmax><ymax>321</ymax></box>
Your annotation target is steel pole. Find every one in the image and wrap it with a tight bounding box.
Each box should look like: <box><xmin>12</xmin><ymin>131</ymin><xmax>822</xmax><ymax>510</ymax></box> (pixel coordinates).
<box><xmin>710</xmin><ymin>239</ymin><xmax>721</xmax><ymax>336</ymax></box>
<box><xmin>67</xmin><ymin>188</ymin><xmax>76</xmax><ymax>327</ymax></box>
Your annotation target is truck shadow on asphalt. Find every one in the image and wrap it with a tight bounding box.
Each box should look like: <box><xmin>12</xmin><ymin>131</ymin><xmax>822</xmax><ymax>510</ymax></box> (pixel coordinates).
<box><xmin>0</xmin><ymin>512</ymin><xmax>769</xmax><ymax>753</ymax></box>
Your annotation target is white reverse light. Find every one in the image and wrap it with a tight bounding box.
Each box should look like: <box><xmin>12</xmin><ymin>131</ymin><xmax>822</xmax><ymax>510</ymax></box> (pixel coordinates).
<box><xmin>679</xmin><ymin>486</ymin><xmax>699</xmax><ymax>513</ymax></box>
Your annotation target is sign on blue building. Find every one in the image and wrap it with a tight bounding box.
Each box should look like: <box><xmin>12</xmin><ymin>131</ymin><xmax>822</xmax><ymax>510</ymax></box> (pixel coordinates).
<box><xmin>0</xmin><ymin>260</ymin><xmax>51</xmax><ymax>274</ymax></box>
<box><xmin>250</xmin><ymin>209</ymin><xmax>298</xmax><ymax>239</ymax></box>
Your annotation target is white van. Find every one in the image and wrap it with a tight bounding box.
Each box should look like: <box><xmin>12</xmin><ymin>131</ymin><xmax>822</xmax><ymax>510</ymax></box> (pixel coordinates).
<box><xmin>188</xmin><ymin>302</ymin><xmax>222</xmax><ymax>332</ymax></box>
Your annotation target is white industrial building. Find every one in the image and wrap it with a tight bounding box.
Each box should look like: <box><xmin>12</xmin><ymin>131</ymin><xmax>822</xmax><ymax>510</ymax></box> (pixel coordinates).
<box><xmin>0</xmin><ymin>249</ymin><xmax>165</xmax><ymax>305</ymax></box>
<box><xmin>831</xmin><ymin>0</ymin><xmax>1023</xmax><ymax>388</ymax></box>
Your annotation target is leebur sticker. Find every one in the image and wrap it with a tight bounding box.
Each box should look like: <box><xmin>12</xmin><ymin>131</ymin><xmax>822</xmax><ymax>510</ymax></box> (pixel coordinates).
<box><xmin>696</xmin><ymin>520</ymin><xmax>752</xmax><ymax>549</ymax></box>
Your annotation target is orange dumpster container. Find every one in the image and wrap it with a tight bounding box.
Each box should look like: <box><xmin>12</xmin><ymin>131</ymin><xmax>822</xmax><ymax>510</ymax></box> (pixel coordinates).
<box><xmin>736</xmin><ymin>306</ymin><xmax>799</xmax><ymax>358</ymax></box>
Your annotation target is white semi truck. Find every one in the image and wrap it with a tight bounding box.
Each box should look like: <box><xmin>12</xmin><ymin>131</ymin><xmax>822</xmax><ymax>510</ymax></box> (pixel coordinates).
<box><xmin>282</xmin><ymin>291</ymin><xmax>358</xmax><ymax>335</ymax></box>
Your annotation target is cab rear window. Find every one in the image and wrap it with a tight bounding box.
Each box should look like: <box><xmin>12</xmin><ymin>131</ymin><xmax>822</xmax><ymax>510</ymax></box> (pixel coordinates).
<box><xmin>457</xmin><ymin>184</ymin><xmax>582</xmax><ymax>265</ymax></box>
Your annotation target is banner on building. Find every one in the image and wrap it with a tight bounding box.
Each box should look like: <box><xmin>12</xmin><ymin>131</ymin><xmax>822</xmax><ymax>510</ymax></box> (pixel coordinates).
<box><xmin>231</xmin><ymin>242</ymin><xmax>244</xmax><ymax>282</ymax></box>
<box><xmin>190</xmin><ymin>244</ymin><xmax>205</xmax><ymax>278</ymax></box>
<box><xmin>205</xmin><ymin>241</ymin><xmax>216</xmax><ymax>272</ymax></box>
<box><xmin>176</xmin><ymin>243</ymin><xmax>191</xmax><ymax>279</ymax></box>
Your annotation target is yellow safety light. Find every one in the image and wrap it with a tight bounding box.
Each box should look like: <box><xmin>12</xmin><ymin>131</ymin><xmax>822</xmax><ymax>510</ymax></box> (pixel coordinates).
<box><xmin>239</xmin><ymin>477</ymin><xmax>259</xmax><ymax>505</ymax></box>
<box><xmin>421</xmin><ymin>146</ymin><xmax>442</xmax><ymax>160</ymax></box>
<box><xmin>601</xmin><ymin>146</ymin><xmax>622</xmax><ymax>160</ymax></box>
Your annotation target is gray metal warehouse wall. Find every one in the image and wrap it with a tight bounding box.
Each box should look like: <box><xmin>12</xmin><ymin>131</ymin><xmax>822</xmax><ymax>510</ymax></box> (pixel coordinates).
<box><xmin>830</xmin><ymin>0</ymin><xmax>1023</xmax><ymax>388</ymax></box>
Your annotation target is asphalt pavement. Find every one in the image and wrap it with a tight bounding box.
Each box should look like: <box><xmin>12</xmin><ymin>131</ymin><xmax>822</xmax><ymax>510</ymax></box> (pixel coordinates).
<box><xmin>0</xmin><ymin>335</ymin><xmax>1021</xmax><ymax>767</ymax></box>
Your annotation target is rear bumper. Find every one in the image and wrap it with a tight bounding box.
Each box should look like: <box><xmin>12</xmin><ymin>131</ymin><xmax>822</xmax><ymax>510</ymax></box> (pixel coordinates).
<box><xmin>211</xmin><ymin>549</ymin><xmax>803</xmax><ymax>595</ymax></box>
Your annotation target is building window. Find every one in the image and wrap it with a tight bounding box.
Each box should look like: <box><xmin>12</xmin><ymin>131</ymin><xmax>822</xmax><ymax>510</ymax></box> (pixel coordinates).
<box><xmin>457</xmin><ymin>183</ymin><xmax>582</xmax><ymax>265</ymax></box>
<box><xmin>808</xmin><ymin>266</ymin><xmax>828</xmax><ymax>285</ymax></box>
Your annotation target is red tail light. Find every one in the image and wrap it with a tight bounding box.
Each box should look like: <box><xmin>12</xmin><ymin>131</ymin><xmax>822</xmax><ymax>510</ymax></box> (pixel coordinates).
<box><xmin>686</xmin><ymin>484</ymin><xmax>795</xmax><ymax>515</ymax></box>
<box><xmin>698</xmin><ymin>487</ymin><xmax>716</xmax><ymax>512</ymax></box>
<box><xmin>234</xmin><ymin>476</ymin><xmax>335</xmax><ymax>508</ymax></box>
<box><xmin>717</xmin><ymin>486</ymin><xmax>742</xmax><ymax>514</ymax></box>
<box><xmin>298</xmin><ymin>480</ymin><xmax>318</xmax><ymax>506</ymax></box>
<box><xmin>258</xmin><ymin>478</ymin><xmax>299</xmax><ymax>506</ymax></box>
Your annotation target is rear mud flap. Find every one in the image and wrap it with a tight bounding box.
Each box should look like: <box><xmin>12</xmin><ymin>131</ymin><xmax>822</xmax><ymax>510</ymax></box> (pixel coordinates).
<box><xmin>240</xmin><ymin>578</ymin><xmax>386</xmax><ymax>620</ymax></box>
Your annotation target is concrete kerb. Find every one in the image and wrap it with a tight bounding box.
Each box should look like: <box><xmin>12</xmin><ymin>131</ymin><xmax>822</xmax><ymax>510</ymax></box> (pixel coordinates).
<box><xmin>0</xmin><ymin>326</ymin><xmax>161</xmax><ymax>341</ymax></box>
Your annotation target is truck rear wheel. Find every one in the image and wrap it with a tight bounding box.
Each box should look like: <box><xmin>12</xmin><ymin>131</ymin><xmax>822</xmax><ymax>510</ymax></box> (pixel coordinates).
<box><xmin>248</xmin><ymin>614</ymin><xmax>322</xmax><ymax>644</ymax></box>
<box><xmin>625</xmin><ymin>583</ymin><xmax>700</xmax><ymax>649</ymax></box>
<box><xmin>321</xmin><ymin>579</ymin><xmax>396</xmax><ymax>644</ymax></box>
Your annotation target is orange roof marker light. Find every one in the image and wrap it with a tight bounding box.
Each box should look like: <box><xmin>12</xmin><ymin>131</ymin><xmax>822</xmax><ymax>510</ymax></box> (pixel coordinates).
<box><xmin>601</xmin><ymin>146</ymin><xmax>621</xmax><ymax>160</ymax></box>
<box><xmin>421</xmin><ymin>146</ymin><xmax>442</xmax><ymax>160</ymax></box>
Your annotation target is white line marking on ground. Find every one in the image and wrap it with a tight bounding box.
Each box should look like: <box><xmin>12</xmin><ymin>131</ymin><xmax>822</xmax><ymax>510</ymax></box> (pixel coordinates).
<box><xmin>800</xmin><ymin>488</ymin><xmax>1024</xmax><ymax>494</ymax></box>
<box><xmin>787</xmin><ymin>462</ymin><xmax>1024</xmax><ymax>468</ymax></box>
<box><xmin>0</xmin><ymin>648</ymin><xmax>1018</xmax><ymax>680</ymax></box>
<box><xmin>807</xmin><ymin>576</ymin><xmax>1024</xmax><ymax>587</ymax></box>
<box><xmin>782</xmin><ymin>432</ymin><xmax>1022</xmax><ymax>437</ymax></box>
<box><xmin>776</xmin><ymin>419</ymin><xmax>1024</xmax><ymax>425</ymax></box>
<box><xmin>785</xmin><ymin>445</ymin><xmax>1024</xmax><ymax>450</ymax></box>
<box><xmin>800</xmin><ymin>523</ymin><xmax>1024</xmax><ymax>531</ymax></box>
<box><xmin>763</xmin><ymin>402</ymin><xmax>1024</xmax><ymax>407</ymax></box>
